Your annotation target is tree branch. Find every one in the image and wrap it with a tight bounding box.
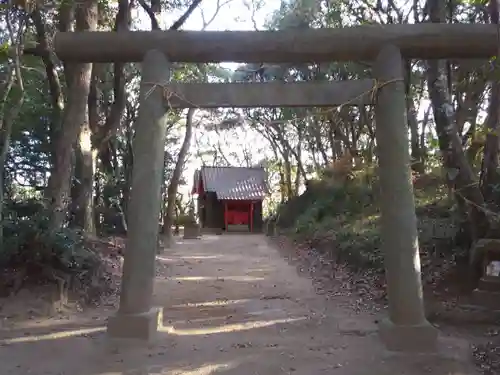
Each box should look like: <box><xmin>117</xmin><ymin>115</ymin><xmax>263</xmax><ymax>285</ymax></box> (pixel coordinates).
<box><xmin>136</xmin><ymin>0</ymin><xmax>159</xmax><ymax>30</ymax></box>
<box><xmin>169</xmin><ymin>0</ymin><xmax>203</xmax><ymax>30</ymax></box>
<box><xmin>200</xmin><ymin>0</ymin><xmax>232</xmax><ymax>29</ymax></box>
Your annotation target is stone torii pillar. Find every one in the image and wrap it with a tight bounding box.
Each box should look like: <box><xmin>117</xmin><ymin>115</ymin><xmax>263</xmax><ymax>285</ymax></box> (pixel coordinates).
<box><xmin>374</xmin><ymin>45</ymin><xmax>438</xmax><ymax>352</ymax></box>
<box><xmin>107</xmin><ymin>50</ymin><xmax>170</xmax><ymax>341</ymax></box>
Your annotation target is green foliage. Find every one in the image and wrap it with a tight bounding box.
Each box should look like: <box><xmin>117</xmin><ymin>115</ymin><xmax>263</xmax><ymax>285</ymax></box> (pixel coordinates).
<box><xmin>274</xmin><ymin>170</ymin><xmax>454</xmax><ymax>272</ymax></box>
<box><xmin>283</xmin><ymin>180</ymin><xmax>382</xmax><ymax>269</ymax></box>
<box><xmin>174</xmin><ymin>213</ymin><xmax>197</xmax><ymax>226</ymax></box>
<box><xmin>1</xmin><ymin>204</ymin><xmax>112</xmax><ymax>303</ymax></box>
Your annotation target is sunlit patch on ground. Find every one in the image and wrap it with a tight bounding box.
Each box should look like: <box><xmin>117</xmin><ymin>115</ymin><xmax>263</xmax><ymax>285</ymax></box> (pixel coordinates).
<box><xmin>0</xmin><ymin>315</ymin><xmax>306</xmax><ymax>345</ymax></box>
<box><xmin>171</xmin><ymin>299</ymin><xmax>250</xmax><ymax>308</ymax></box>
<box><xmin>171</xmin><ymin>362</ymin><xmax>237</xmax><ymax>375</ymax></box>
<box><xmin>179</xmin><ymin>255</ymin><xmax>223</xmax><ymax>260</ymax></box>
<box><xmin>0</xmin><ymin>326</ymin><xmax>106</xmax><ymax>344</ymax></box>
<box><xmin>161</xmin><ymin>316</ymin><xmax>307</xmax><ymax>336</ymax></box>
<box><xmin>168</xmin><ymin>276</ymin><xmax>265</xmax><ymax>282</ymax></box>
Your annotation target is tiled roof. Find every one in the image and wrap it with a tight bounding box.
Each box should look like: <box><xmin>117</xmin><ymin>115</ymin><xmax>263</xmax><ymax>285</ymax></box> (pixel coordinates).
<box><xmin>197</xmin><ymin>166</ymin><xmax>267</xmax><ymax>200</ymax></box>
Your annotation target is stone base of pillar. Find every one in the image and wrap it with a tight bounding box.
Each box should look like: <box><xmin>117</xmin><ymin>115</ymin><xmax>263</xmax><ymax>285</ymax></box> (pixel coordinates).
<box><xmin>107</xmin><ymin>307</ymin><xmax>163</xmax><ymax>342</ymax></box>
<box><xmin>266</xmin><ymin>222</ymin><xmax>276</xmax><ymax>236</ymax></box>
<box><xmin>379</xmin><ymin>318</ymin><xmax>438</xmax><ymax>352</ymax></box>
<box><xmin>158</xmin><ymin>235</ymin><xmax>175</xmax><ymax>252</ymax></box>
<box><xmin>161</xmin><ymin>236</ymin><xmax>177</xmax><ymax>252</ymax></box>
<box><xmin>183</xmin><ymin>225</ymin><xmax>201</xmax><ymax>239</ymax></box>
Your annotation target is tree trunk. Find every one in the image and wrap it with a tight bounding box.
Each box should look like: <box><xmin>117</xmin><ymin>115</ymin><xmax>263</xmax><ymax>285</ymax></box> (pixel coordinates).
<box><xmin>405</xmin><ymin>73</ymin><xmax>424</xmax><ymax>173</ymax></box>
<box><xmin>283</xmin><ymin>154</ymin><xmax>293</xmax><ymax>199</ymax></box>
<box><xmin>72</xmin><ymin>0</ymin><xmax>129</xmax><ymax>234</ymax></box>
<box><xmin>480</xmin><ymin>0</ymin><xmax>500</xmax><ymax>204</ymax></box>
<box><xmin>419</xmin><ymin>104</ymin><xmax>431</xmax><ymax>167</ymax></box>
<box><xmin>29</xmin><ymin>7</ymin><xmax>65</xmax><ymax>153</ymax></box>
<box><xmin>294</xmin><ymin>133</ymin><xmax>302</xmax><ymax>193</ymax></box>
<box><xmin>0</xmin><ymin>26</ymin><xmax>24</xmax><ymax>247</ymax></box>
<box><xmin>122</xmin><ymin>110</ymin><xmax>134</xmax><ymax>224</ymax></box>
<box><xmin>74</xmin><ymin>123</ymin><xmax>97</xmax><ymax>233</ymax></box>
<box><xmin>278</xmin><ymin>161</ymin><xmax>286</xmax><ymax>203</ymax></box>
<box><xmin>47</xmin><ymin>0</ymin><xmax>98</xmax><ymax>231</ymax></box>
<box><xmin>426</xmin><ymin>0</ymin><xmax>488</xmax><ymax>243</ymax></box>
<box><xmin>72</xmin><ymin>66</ymin><xmax>98</xmax><ymax>232</ymax></box>
<box><xmin>0</xmin><ymin>71</ymin><xmax>15</xmax><ymax>248</ymax></box>
<box><xmin>163</xmin><ymin>109</ymin><xmax>195</xmax><ymax>240</ymax></box>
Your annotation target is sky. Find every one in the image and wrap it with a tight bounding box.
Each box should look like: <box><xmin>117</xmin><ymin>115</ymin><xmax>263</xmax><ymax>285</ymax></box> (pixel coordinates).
<box><xmin>152</xmin><ymin>0</ymin><xmax>281</xmax><ymax>69</ymax></box>
<box><xmin>160</xmin><ymin>0</ymin><xmax>280</xmax><ymax>30</ymax></box>
<box><xmin>134</xmin><ymin>1</ymin><xmax>283</xmax><ymax>197</ymax></box>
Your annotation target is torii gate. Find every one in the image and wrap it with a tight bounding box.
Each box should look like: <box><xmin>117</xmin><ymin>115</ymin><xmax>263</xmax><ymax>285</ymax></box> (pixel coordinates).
<box><xmin>54</xmin><ymin>23</ymin><xmax>498</xmax><ymax>352</ymax></box>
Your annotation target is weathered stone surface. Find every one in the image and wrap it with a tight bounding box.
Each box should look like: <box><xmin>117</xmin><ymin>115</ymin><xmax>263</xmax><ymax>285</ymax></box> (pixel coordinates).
<box><xmin>108</xmin><ymin>50</ymin><xmax>169</xmax><ymax>340</ymax></box>
<box><xmin>54</xmin><ymin>24</ymin><xmax>498</xmax><ymax>63</ymax></box>
<box><xmin>470</xmin><ymin>238</ymin><xmax>500</xmax><ymax>268</ymax></box>
<box><xmin>379</xmin><ymin>318</ymin><xmax>438</xmax><ymax>353</ymax></box>
<box><xmin>374</xmin><ymin>44</ymin><xmax>437</xmax><ymax>351</ymax></box>
<box><xmin>478</xmin><ymin>276</ymin><xmax>500</xmax><ymax>292</ymax></box>
<box><xmin>107</xmin><ymin>307</ymin><xmax>163</xmax><ymax>342</ymax></box>
<box><xmin>472</xmin><ymin>289</ymin><xmax>500</xmax><ymax>310</ymax></box>
<box><xmin>166</xmin><ymin>81</ymin><xmax>375</xmax><ymax>108</ymax></box>
<box><xmin>266</xmin><ymin>221</ymin><xmax>276</xmax><ymax>237</ymax></box>
<box><xmin>158</xmin><ymin>234</ymin><xmax>175</xmax><ymax>252</ymax></box>
<box><xmin>183</xmin><ymin>225</ymin><xmax>201</xmax><ymax>239</ymax></box>
<box><xmin>227</xmin><ymin>224</ymin><xmax>249</xmax><ymax>232</ymax></box>
<box><xmin>469</xmin><ymin>238</ymin><xmax>500</xmax><ymax>290</ymax></box>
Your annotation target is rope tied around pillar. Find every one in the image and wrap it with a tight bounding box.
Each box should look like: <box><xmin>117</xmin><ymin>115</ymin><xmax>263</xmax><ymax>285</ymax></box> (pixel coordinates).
<box><xmin>368</xmin><ymin>78</ymin><xmax>405</xmax><ymax>104</ymax></box>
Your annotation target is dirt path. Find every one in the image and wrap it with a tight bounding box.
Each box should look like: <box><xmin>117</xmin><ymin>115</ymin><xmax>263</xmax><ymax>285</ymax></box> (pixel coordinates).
<box><xmin>0</xmin><ymin>234</ymin><xmax>479</xmax><ymax>374</ymax></box>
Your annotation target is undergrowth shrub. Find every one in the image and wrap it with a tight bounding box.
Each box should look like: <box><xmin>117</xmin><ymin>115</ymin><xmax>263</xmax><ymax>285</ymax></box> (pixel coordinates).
<box><xmin>288</xmin><ymin>181</ymin><xmax>382</xmax><ymax>269</ymax></box>
<box><xmin>175</xmin><ymin>213</ymin><xmax>197</xmax><ymax>226</ymax></box>
<box><xmin>1</xmin><ymin>207</ymin><xmax>113</xmax><ymax>304</ymax></box>
<box><xmin>274</xmin><ymin>168</ymin><xmax>455</xmax><ymax>272</ymax></box>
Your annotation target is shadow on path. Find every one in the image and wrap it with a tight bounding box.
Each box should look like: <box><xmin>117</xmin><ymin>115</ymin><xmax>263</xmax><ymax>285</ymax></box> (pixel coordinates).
<box><xmin>0</xmin><ymin>234</ymin><xmax>478</xmax><ymax>375</ymax></box>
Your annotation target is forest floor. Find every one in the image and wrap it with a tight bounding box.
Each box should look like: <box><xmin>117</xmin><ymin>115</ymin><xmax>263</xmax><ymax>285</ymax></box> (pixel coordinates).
<box><xmin>0</xmin><ymin>233</ymin><xmax>480</xmax><ymax>374</ymax></box>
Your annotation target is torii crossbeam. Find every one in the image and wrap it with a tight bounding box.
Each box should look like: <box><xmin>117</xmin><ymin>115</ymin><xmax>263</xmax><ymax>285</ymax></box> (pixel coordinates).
<box><xmin>54</xmin><ymin>23</ymin><xmax>497</xmax><ymax>63</ymax></box>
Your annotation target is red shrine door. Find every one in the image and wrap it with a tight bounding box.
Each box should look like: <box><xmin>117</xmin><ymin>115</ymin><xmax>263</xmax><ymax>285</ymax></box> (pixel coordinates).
<box><xmin>224</xmin><ymin>200</ymin><xmax>254</xmax><ymax>232</ymax></box>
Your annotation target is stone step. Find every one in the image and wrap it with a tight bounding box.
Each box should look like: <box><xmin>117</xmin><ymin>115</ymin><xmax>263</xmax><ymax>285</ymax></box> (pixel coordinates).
<box><xmin>478</xmin><ymin>276</ymin><xmax>500</xmax><ymax>292</ymax></box>
<box><xmin>471</xmin><ymin>289</ymin><xmax>500</xmax><ymax>311</ymax></box>
<box><xmin>227</xmin><ymin>224</ymin><xmax>250</xmax><ymax>232</ymax></box>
